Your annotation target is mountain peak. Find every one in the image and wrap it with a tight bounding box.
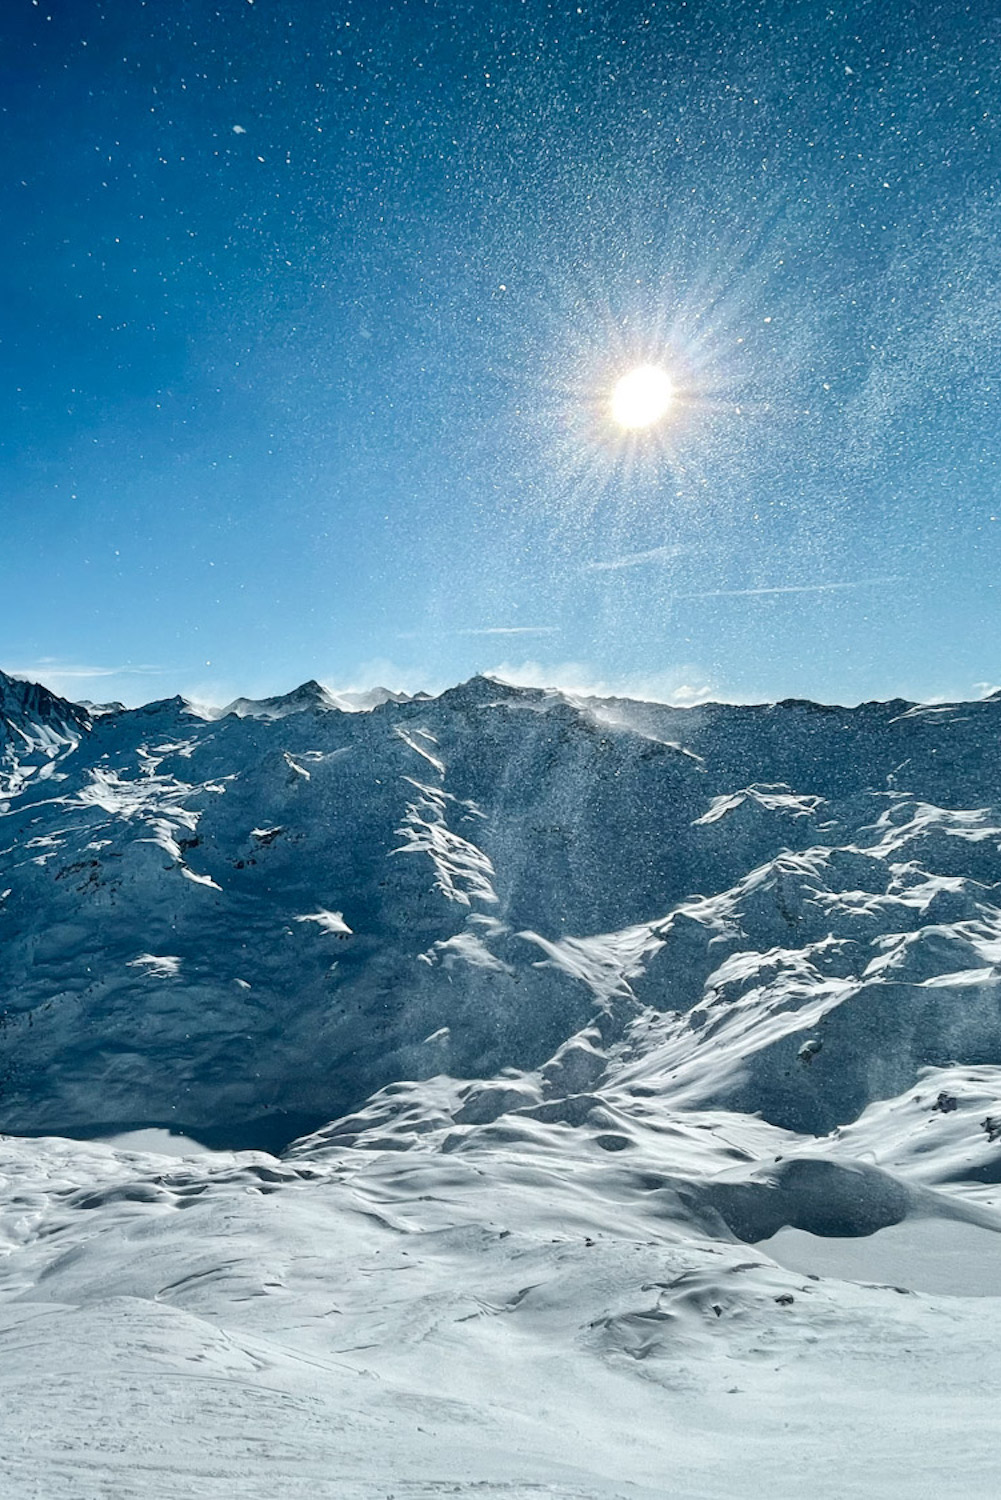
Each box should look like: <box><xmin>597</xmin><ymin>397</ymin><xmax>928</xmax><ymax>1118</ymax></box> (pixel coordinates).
<box><xmin>221</xmin><ymin>681</ymin><xmax>340</xmax><ymax>720</ymax></box>
<box><xmin>0</xmin><ymin>668</ymin><xmax>91</xmax><ymax>742</ymax></box>
<box><xmin>435</xmin><ymin>674</ymin><xmax>545</xmax><ymax>709</ymax></box>
<box><xmin>220</xmin><ymin>681</ymin><xmax>418</xmax><ymax>720</ymax></box>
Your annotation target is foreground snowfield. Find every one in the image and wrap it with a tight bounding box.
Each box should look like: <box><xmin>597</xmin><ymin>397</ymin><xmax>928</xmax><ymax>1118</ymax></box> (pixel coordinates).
<box><xmin>1</xmin><ymin>669</ymin><xmax>1000</xmax><ymax>1497</ymax></box>
<box><xmin>2</xmin><ymin>1122</ymin><xmax>1000</xmax><ymax>1499</ymax></box>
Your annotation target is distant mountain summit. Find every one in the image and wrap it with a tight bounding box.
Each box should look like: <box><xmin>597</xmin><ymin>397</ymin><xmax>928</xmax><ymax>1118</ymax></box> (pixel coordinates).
<box><xmin>219</xmin><ymin>680</ymin><xmax>415</xmax><ymax>719</ymax></box>
<box><xmin>0</xmin><ymin>669</ymin><xmax>91</xmax><ymax>800</ymax></box>
<box><xmin>0</xmin><ymin>668</ymin><xmax>91</xmax><ymax>744</ymax></box>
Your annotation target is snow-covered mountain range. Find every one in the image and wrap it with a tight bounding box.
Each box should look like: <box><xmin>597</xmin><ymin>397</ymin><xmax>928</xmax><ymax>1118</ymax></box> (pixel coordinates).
<box><xmin>2</xmin><ymin>665</ymin><xmax>1000</xmax><ymax>1497</ymax></box>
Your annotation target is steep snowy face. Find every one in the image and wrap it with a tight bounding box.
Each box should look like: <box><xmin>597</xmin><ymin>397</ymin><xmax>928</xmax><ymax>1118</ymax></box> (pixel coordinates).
<box><xmin>1</xmin><ymin>671</ymin><xmax>1000</xmax><ymax>1155</ymax></box>
<box><xmin>0</xmin><ymin>669</ymin><xmax>90</xmax><ymax>737</ymax></box>
<box><xmin>0</xmin><ymin>669</ymin><xmax>90</xmax><ymax>752</ymax></box>
<box><xmin>0</xmin><ymin>669</ymin><xmax>91</xmax><ymax>801</ymax></box>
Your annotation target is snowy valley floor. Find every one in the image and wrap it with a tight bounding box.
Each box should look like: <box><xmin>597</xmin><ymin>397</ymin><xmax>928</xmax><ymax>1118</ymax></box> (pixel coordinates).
<box><xmin>2</xmin><ymin>1109</ymin><xmax>1000</xmax><ymax>1500</ymax></box>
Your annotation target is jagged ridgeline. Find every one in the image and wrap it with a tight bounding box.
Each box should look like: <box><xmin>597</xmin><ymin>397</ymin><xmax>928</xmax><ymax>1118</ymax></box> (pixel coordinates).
<box><xmin>2</xmin><ymin>666</ymin><xmax>1001</xmax><ymax>1153</ymax></box>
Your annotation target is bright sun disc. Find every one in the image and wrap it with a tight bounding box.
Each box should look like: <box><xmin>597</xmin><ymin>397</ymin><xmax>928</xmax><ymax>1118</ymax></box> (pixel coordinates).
<box><xmin>610</xmin><ymin>364</ymin><xmax>675</xmax><ymax>429</ymax></box>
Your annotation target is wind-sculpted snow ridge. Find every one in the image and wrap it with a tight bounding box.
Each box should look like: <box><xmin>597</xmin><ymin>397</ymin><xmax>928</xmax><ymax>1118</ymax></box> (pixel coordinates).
<box><xmin>2</xmin><ymin>668</ymin><xmax>1001</xmax><ymax>1496</ymax></box>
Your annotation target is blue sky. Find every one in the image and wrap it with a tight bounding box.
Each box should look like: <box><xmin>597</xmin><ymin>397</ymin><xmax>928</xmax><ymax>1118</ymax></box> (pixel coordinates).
<box><xmin>3</xmin><ymin>0</ymin><xmax>999</xmax><ymax>708</ymax></box>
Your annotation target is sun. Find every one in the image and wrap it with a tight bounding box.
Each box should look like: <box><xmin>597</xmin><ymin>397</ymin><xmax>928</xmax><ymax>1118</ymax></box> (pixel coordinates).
<box><xmin>610</xmin><ymin>364</ymin><xmax>675</xmax><ymax>430</ymax></box>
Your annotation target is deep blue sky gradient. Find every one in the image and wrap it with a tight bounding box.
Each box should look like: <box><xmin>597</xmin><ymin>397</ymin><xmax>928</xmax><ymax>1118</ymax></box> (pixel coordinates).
<box><xmin>3</xmin><ymin>0</ymin><xmax>1000</xmax><ymax>706</ymax></box>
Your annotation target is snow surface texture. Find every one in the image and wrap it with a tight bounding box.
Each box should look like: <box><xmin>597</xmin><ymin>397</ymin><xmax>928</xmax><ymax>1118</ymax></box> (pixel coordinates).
<box><xmin>1</xmin><ymin>668</ymin><xmax>1001</xmax><ymax>1497</ymax></box>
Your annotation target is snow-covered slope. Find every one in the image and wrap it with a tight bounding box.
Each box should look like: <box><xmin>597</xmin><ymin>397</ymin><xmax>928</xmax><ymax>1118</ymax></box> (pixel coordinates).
<box><xmin>2</xmin><ymin>670</ymin><xmax>1000</xmax><ymax>1153</ymax></box>
<box><xmin>1</xmin><ymin>668</ymin><xmax>1000</xmax><ymax>1497</ymax></box>
<box><xmin>0</xmin><ymin>668</ymin><xmax>91</xmax><ymax>800</ymax></box>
